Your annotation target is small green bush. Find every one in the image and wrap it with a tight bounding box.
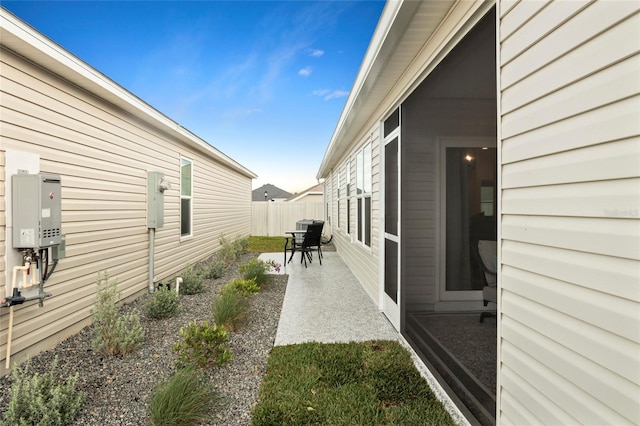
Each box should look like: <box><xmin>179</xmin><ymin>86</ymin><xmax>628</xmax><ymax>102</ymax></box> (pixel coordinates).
<box><xmin>238</xmin><ymin>258</ymin><xmax>279</xmax><ymax>286</ymax></box>
<box><xmin>2</xmin><ymin>357</ymin><xmax>84</xmax><ymax>426</ymax></box>
<box><xmin>211</xmin><ymin>286</ymin><xmax>247</xmax><ymax>331</ymax></box>
<box><xmin>91</xmin><ymin>272</ymin><xmax>144</xmax><ymax>356</ymax></box>
<box><xmin>148</xmin><ymin>367</ymin><xmax>216</xmax><ymax>426</ymax></box>
<box><xmin>232</xmin><ymin>236</ymin><xmax>249</xmax><ymax>256</ymax></box>
<box><xmin>200</xmin><ymin>258</ymin><xmax>225</xmax><ymax>280</ymax></box>
<box><xmin>145</xmin><ymin>287</ymin><xmax>181</xmax><ymax>319</ymax></box>
<box><xmin>218</xmin><ymin>235</ymin><xmax>237</xmax><ymax>266</ymax></box>
<box><xmin>173</xmin><ymin>320</ymin><xmax>232</xmax><ymax>369</ymax></box>
<box><xmin>179</xmin><ymin>266</ymin><xmax>206</xmax><ymax>295</ymax></box>
<box><xmin>223</xmin><ymin>278</ymin><xmax>260</xmax><ymax>296</ymax></box>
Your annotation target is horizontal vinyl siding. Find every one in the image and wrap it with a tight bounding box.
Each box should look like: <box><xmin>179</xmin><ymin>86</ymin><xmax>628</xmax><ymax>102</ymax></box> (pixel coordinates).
<box><xmin>328</xmin><ymin>130</ymin><xmax>381</xmax><ymax>304</ymax></box>
<box><xmin>402</xmin><ymin>140</ymin><xmax>436</xmax><ymax>309</ymax></box>
<box><xmin>498</xmin><ymin>1</ymin><xmax>640</xmax><ymax>424</ymax></box>
<box><xmin>0</xmin><ymin>48</ymin><xmax>251</xmax><ymax>373</ymax></box>
<box><xmin>0</xmin><ymin>151</ymin><xmax>5</xmax><ymax>293</ymax></box>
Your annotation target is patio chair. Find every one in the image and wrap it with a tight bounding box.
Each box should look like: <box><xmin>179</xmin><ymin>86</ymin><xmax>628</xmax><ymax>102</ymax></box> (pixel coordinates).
<box><xmin>298</xmin><ymin>222</ymin><xmax>324</xmax><ymax>267</ymax></box>
<box><xmin>477</xmin><ymin>240</ymin><xmax>497</xmax><ymax>322</ymax></box>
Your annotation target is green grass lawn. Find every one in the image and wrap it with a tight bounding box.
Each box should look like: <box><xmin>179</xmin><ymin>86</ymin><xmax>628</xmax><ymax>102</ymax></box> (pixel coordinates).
<box><xmin>252</xmin><ymin>340</ymin><xmax>455</xmax><ymax>425</ymax></box>
<box><xmin>248</xmin><ymin>236</ymin><xmax>287</xmax><ymax>253</ymax></box>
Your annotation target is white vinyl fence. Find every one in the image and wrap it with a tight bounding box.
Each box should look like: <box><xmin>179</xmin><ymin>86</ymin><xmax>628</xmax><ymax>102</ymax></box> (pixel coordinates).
<box><xmin>252</xmin><ymin>202</ymin><xmax>324</xmax><ymax>236</ymax></box>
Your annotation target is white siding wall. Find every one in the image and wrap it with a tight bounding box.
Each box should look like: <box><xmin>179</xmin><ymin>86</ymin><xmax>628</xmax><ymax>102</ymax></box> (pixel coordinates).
<box><xmin>324</xmin><ymin>129</ymin><xmax>381</xmax><ymax>303</ymax></box>
<box><xmin>0</xmin><ymin>151</ymin><xmax>5</xmax><ymax>294</ymax></box>
<box><xmin>498</xmin><ymin>1</ymin><xmax>640</xmax><ymax>424</ymax></box>
<box><xmin>0</xmin><ymin>48</ymin><xmax>253</xmax><ymax>374</ymax></box>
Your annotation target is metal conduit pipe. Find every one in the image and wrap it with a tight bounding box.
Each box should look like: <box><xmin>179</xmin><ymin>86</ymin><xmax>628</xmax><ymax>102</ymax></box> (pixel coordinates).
<box><xmin>149</xmin><ymin>228</ymin><xmax>155</xmax><ymax>293</ymax></box>
<box><xmin>6</xmin><ymin>262</ymin><xmax>30</xmax><ymax>369</ymax></box>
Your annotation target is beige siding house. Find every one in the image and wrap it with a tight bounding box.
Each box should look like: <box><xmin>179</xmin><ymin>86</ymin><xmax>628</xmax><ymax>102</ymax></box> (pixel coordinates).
<box><xmin>0</xmin><ymin>9</ymin><xmax>256</xmax><ymax>375</ymax></box>
<box><xmin>318</xmin><ymin>1</ymin><xmax>639</xmax><ymax>425</ymax></box>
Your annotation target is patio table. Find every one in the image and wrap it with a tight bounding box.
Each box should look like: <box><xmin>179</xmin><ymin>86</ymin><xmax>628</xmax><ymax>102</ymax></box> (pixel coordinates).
<box><xmin>284</xmin><ymin>230</ymin><xmax>307</xmax><ymax>264</ymax></box>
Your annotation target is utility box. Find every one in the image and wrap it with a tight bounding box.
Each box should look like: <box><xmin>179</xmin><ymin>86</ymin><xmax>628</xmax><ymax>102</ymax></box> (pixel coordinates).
<box><xmin>147</xmin><ymin>171</ymin><xmax>169</xmax><ymax>229</ymax></box>
<box><xmin>12</xmin><ymin>173</ymin><xmax>62</xmax><ymax>249</ymax></box>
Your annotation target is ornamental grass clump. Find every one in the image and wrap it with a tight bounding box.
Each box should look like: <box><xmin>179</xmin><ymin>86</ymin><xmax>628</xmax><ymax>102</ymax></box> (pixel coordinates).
<box><xmin>148</xmin><ymin>367</ymin><xmax>217</xmax><ymax>426</ymax></box>
<box><xmin>2</xmin><ymin>357</ymin><xmax>84</xmax><ymax>426</ymax></box>
<box><xmin>91</xmin><ymin>272</ymin><xmax>144</xmax><ymax>356</ymax></box>
<box><xmin>145</xmin><ymin>286</ymin><xmax>181</xmax><ymax>319</ymax></box>
<box><xmin>211</xmin><ymin>286</ymin><xmax>248</xmax><ymax>331</ymax></box>
<box><xmin>173</xmin><ymin>320</ymin><xmax>232</xmax><ymax>369</ymax></box>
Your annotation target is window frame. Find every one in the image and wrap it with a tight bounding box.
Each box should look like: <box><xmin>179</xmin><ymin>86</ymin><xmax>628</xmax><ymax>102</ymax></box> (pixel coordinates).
<box><xmin>336</xmin><ymin>170</ymin><xmax>341</xmax><ymax>229</ymax></box>
<box><xmin>180</xmin><ymin>156</ymin><xmax>193</xmax><ymax>238</ymax></box>
<box><xmin>356</xmin><ymin>143</ymin><xmax>372</xmax><ymax>247</ymax></box>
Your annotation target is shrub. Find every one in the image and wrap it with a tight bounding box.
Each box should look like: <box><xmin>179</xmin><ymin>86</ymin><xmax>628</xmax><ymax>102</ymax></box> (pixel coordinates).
<box><xmin>91</xmin><ymin>272</ymin><xmax>144</xmax><ymax>356</ymax></box>
<box><xmin>148</xmin><ymin>367</ymin><xmax>216</xmax><ymax>426</ymax></box>
<box><xmin>200</xmin><ymin>258</ymin><xmax>225</xmax><ymax>280</ymax></box>
<box><xmin>145</xmin><ymin>287</ymin><xmax>181</xmax><ymax>319</ymax></box>
<box><xmin>223</xmin><ymin>278</ymin><xmax>260</xmax><ymax>296</ymax></box>
<box><xmin>211</xmin><ymin>287</ymin><xmax>247</xmax><ymax>331</ymax></box>
<box><xmin>218</xmin><ymin>235</ymin><xmax>237</xmax><ymax>266</ymax></box>
<box><xmin>173</xmin><ymin>320</ymin><xmax>232</xmax><ymax>369</ymax></box>
<box><xmin>2</xmin><ymin>357</ymin><xmax>84</xmax><ymax>426</ymax></box>
<box><xmin>238</xmin><ymin>258</ymin><xmax>280</xmax><ymax>286</ymax></box>
<box><xmin>232</xmin><ymin>236</ymin><xmax>249</xmax><ymax>256</ymax></box>
<box><xmin>179</xmin><ymin>266</ymin><xmax>206</xmax><ymax>295</ymax></box>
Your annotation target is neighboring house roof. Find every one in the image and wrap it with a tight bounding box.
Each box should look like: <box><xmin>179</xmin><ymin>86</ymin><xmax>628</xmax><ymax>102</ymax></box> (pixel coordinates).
<box><xmin>0</xmin><ymin>8</ymin><xmax>257</xmax><ymax>180</ymax></box>
<box><xmin>252</xmin><ymin>183</ymin><xmax>292</xmax><ymax>201</ymax></box>
<box><xmin>287</xmin><ymin>183</ymin><xmax>324</xmax><ymax>202</ymax></box>
<box><xmin>317</xmin><ymin>0</ymin><xmax>455</xmax><ymax>178</ymax></box>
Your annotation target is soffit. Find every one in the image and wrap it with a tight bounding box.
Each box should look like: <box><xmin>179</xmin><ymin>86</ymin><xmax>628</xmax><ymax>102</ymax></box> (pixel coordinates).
<box><xmin>317</xmin><ymin>0</ymin><xmax>456</xmax><ymax>178</ymax></box>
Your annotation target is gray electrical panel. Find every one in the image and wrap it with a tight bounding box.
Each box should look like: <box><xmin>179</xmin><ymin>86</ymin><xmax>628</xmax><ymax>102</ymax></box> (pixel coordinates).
<box><xmin>147</xmin><ymin>171</ymin><xmax>169</xmax><ymax>229</ymax></box>
<box><xmin>12</xmin><ymin>173</ymin><xmax>62</xmax><ymax>249</ymax></box>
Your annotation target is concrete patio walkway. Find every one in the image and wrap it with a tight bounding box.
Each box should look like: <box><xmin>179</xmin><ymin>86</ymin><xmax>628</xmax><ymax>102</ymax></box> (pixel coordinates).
<box><xmin>258</xmin><ymin>251</ymin><xmax>399</xmax><ymax>345</ymax></box>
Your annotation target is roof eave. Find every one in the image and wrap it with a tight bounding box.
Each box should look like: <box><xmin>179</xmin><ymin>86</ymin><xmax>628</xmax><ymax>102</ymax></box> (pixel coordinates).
<box><xmin>317</xmin><ymin>0</ymin><xmax>460</xmax><ymax>179</ymax></box>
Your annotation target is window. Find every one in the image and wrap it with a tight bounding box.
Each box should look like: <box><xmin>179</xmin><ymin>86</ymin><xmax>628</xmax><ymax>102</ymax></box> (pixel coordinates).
<box><xmin>346</xmin><ymin>160</ymin><xmax>351</xmax><ymax>234</ymax></box>
<box><xmin>180</xmin><ymin>157</ymin><xmax>193</xmax><ymax>237</ymax></box>
<box><xmin>336</xmin><ymin>171</ymin><xmax>341</xmax><ymax>228</ymax></box>
<box><xmin>356</xmin><ymin>143</ymin><xmax>371</xmax><ymax>246</ymax></box>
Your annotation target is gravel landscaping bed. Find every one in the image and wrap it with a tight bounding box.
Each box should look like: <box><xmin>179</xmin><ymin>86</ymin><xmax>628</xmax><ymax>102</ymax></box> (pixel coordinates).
<box><xmin>0</xmin><ymin>252</ymin><xmax>288</xmax><ymax>426</ymax></box>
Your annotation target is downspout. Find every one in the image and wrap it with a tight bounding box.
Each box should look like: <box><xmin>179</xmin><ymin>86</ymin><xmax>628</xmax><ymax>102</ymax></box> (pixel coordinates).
<box><xmin>149</xmin><ymin>228</ymin><xmax>155</xmax><ymax>293</ymax></box>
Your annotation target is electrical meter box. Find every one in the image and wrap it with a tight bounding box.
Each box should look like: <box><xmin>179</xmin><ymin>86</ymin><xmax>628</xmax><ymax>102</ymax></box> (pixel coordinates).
<box><xmin>12</xmin><ymin>173</ymin><xmax>62</xmax><ymax>249</ymax></box>
<box><xmin>147</xmin><ymin>171</ymin><xmax>168</xmax><ymax>229</ymax></box>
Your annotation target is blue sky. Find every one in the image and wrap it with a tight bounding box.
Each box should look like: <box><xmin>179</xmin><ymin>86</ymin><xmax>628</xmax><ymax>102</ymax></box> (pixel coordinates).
<box><xmin>2</xmin><ymin>1</ymin><xmax>385</xmax><ymax>193</ymax></box>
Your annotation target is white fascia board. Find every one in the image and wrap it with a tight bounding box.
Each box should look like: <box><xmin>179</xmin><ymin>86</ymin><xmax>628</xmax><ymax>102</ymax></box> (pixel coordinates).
<box><xmin>317</xmin><ymin>0</ymin><xmax>409</xmax><ymax>179</ymax></box>
<box><xmin>0</xmin><ymin>8</ymin><xmax>257</xmax><ymax>179</ymax></box>
<box><xmin>289</xmin><ymin>191</ymin><xmax>323</xmax><ymax>202</ymax></box>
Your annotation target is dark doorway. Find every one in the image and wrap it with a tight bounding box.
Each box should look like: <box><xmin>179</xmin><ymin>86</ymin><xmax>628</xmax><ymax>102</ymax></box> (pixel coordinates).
<box><xmin>400</xmin><ymin>7</ymin><xmax>497</xmax><ymax>425</ymax></box>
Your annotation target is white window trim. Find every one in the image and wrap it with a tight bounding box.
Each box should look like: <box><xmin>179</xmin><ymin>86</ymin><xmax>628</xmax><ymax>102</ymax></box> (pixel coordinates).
<box><xmin>356</xmin><ymin>142</ymin><xmax>372</xmax><ymax>248</ymax></box>
<box><xmin>345</xmin><ymin>160</ymin><xmax>351</xmax><ymax>235</ymax></box>
<box><xmin>180</xmin><ymin>156</ymin><xmax>193</xmax><ymax>239</ymax></box>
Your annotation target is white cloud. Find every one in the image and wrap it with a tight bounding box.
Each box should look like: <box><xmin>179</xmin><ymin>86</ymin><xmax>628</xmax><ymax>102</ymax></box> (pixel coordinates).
<box><xmin>313</xmin><ymin>89</ymin><xmax>349</xmax><ymax>100</ymax></box>
<box><xmin>309</xmin><ymin>49</ymin><xmax>324</xmax><ymax>57</ymax></box>
<box><xmin>298</xmin><ymin>66</ymin><xmax>312</xmax><ymax>77</ymax></box>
